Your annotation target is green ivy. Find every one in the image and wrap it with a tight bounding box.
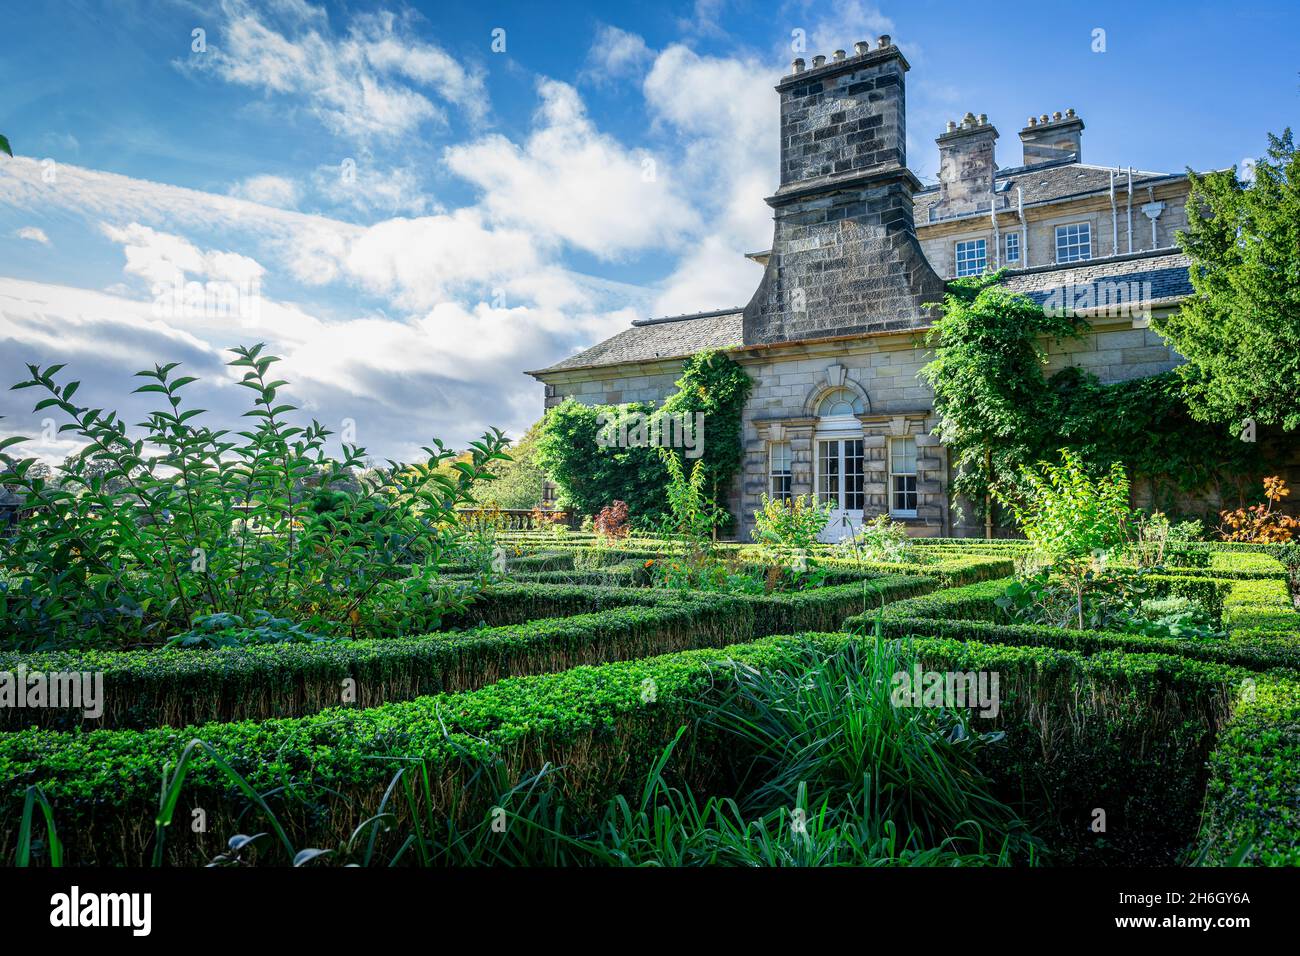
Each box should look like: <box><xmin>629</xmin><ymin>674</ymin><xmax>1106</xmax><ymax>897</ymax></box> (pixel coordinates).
<box><xmin>921</xmin><ymin>274</ymin><xmax>1263</xmax><ymax>528</ymax></box>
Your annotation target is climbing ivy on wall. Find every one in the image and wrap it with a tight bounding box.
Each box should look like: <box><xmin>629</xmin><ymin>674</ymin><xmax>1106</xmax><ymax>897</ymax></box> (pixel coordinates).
<box><xmin>536</xmin><ymin>349</ymin><xmax>753</xmax><ymax>526</ymax></box>
<box><xmin>922</xmin><ymin>273</ymin><xmax>1263</xmax><ymax>529</ymax></box>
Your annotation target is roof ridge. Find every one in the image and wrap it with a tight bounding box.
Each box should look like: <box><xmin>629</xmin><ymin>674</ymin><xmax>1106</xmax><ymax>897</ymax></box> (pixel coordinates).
<box><xmin>631</xmin><ymin>307</ymin><xmax>745</xmax><ymax>327</ymax></box>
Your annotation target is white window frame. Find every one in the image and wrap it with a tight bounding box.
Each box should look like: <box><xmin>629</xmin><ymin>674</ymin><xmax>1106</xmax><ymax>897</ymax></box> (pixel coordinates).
<box><xmin>888</xmin><ymin>436</ymin><xmax>918</xmax><ymax>517</ymax></box>
<box><xmin>1004</xmin><ymin>231</ymin><xmax>1021</xmax><ymax>264</ymax></box>
<box><xmin>768</xmin><ymin>441</ymin><xmax>792</xmax><ymax>502</ymax></box>
<box><xmin>954</xmin><ymin>238</ymin><xmax>988</xmax><ymax>277</ymax></box>
<box><xmin>1055</xmin><ymin>222</ymin><xmax>1092</xmax><ymax>263</ymax></box>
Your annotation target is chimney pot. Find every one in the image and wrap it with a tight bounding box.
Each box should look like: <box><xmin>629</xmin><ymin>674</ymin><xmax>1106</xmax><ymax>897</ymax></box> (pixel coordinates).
<box><xmin>978</xmin><ymin>113</ymin><xmax>987</xmax><ymax>126</ymax></box>
<box><xmin>854</xmin><ymin>41</ymin><xmax>870</xmax><ymax>55</ymax></box>
<box><xmin>877</xmin><ymin>35</ymin><xmax>891</xmax><ymax>48</ymax></box>
<box><xmin>946</xmin><ymin>120</ymin><xmax>957</xmax><ymax>132</ymax></box>
<box><xmin>1027</xmin><ymin>116</ymin><xmax>1037</xmax><ymax>126</ymax></box>
<box><xmin>791</xmin><ymin>58</ymin><xmax>805</xmax><ymax>73</ymax></box>
<box><xmin>1066</xmin><ymin>108</ymin><xmax>1076</xmax><ymax>118</ymax></box>
<box><xmin>833</xmin><ymin>49</ymin><xmax>846</xmax><ymax>61</ymax></box>
<box><xmin>1021</xmin><ymin>110</ymin><xmax>1084</xmax><ymax>165</ymax></box>
<box><xmin>812</xmin><ymin>54</ymin><xmax>826</xmax><ymax>67</ymax></box>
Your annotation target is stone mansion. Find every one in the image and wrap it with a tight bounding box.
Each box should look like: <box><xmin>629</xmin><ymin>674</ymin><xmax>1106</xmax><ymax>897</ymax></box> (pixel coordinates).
<box><xmin>528</xmin><ymin>36</ymin><xmax>1200</xmax><ymax>540</ymax></box>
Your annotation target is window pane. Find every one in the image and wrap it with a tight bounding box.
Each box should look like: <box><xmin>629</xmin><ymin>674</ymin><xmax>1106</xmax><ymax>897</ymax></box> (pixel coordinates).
<box><xmin>818</xmin><ymin>440</ymin><xmax>839</xmax><ymax>505</ymax></box>
<box><xmin>1055</xmin><ymin>223</ymin><xmax>1091</xmax><ymax>263</ymax></box>
<box><xmin>817</xmin><ymin>388</ymin><xmax>862</xmax><ymax>417</ymax></box>
<box><xmin>1005</xmin><ymin>232</ymin><xmax>1020</xmax><ymax>262</ymax></box>
<box><xmin>955</xmin><ymin>238</ymin><xmax>987</xmax><ymax>277</ymax></box>
<box><xmin>769</xmin><ymin>441</ymin><xmax>792</xmax><ymax>501</ymax></box>
<box><xmin>844</xmin><ymin>439</ymin><xmax>864</xmax><ymax>511</ymax></box>
<box><xmin>889</xmin><ymin>438</ymin><xmax>917</xmax><ymax>514</ymax></box>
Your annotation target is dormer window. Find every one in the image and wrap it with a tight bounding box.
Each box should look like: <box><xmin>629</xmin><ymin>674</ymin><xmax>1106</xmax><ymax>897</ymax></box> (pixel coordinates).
<box><xmin>954</xmin><ymin>238</ymin><xmax>987</xmax><ymax>277</ymax></box>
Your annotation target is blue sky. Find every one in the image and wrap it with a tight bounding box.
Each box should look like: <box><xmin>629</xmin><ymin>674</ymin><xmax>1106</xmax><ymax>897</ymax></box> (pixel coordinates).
<box><xmin>1</xmin><ymin>0</ymin><xmax>1296</xmax><ymax>463</ymax></box>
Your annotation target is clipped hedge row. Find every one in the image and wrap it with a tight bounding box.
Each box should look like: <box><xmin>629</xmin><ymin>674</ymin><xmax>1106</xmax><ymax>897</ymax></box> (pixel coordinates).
<box><xmin>0</xmin><ymin>575</ymin><xmax>938</xmax><ymax>731</ymax></box>
<box><xmin>5</xmin><ymin>630</ymin><xmax>1288</xmax><ymax>867</ymax></box>
<box><xmin>440</xmin><ymin>582</ymin><xmax>670</xmax><ymax>628</ymax></box>
<box><xmin>1201</xmin><ymin>673</ymin><xmax>1300</xmax><ymax>866</ymax></box>
<box><xmin>1221</xmin><ymin>577</ymin><xmax>1300</xmax><ymax>633</ymax></box>
<box><xmin>855</xmin><ymin>578</ymin><xmax>1299</xmax><ymax>672</ymax></box>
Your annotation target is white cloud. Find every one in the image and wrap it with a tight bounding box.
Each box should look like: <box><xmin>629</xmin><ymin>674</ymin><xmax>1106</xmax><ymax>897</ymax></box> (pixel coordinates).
<box><xmin>0</xmin><ymin>272</ymin><xmax>638</xmax><ymax>463</ymax></box>
<box><xmin>642</xmin><ymin>45</ymin><xmax>776</xmax><ymax>314</ymax></box>
<box><xmin>446</xmin><ymin>79</ymin><xmax>699</xmax><ymax>258</ymax></box>
<box><xmin>14</xmin><ymin>226</ymin><xmax>50</xmax><ymax>245</ymax></box>
<box><xmin>802</xmin><ymin>0</ymin><xmax>896</xmax><ymax>57</ymax></box>
<box><xmin>196</xmin><ymin>3</ymin><xmax>487</xmax><ymax>143</ymax></box>
<box><xmin>100</xmin><ymin>222</ymin><xmax>266</xmax><ymax>288</ymax></box>
<box><xmin>229</xmin><ymin>174</ymin><xmax>301</xmax><ymax>209</ymax></box>
<box><xmin>339</xmin><ymin>209</ymin><xmax>541</xmax><ymax>309</ymax></box>
<box><xmin>582</xmin><ymin>25</ymin><xmax>653</xmax><ymax>85</ymax></box>
<box><xmin>310</xmin><ymin>162</ymin><xmax>432</xmax><ymax>217</ymax></box>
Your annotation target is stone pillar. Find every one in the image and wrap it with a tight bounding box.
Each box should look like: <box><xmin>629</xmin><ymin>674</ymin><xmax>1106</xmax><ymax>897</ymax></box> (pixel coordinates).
<box><xmin>862</xmin><ymin>431</ymin><xmax>888</xmax><ymax>514</ymax></box>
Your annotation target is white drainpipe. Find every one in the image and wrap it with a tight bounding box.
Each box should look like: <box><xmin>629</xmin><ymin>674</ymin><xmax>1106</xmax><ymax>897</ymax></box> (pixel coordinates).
<box><xmin>1126</xmin><ymin>167</ymin><xmax>1134</xmax><ymax>254</ymax></box>
<box><xmin>1110</xmin><ymin>169</ymin><xmax>1118</xmax><ymax>255</ymax></box>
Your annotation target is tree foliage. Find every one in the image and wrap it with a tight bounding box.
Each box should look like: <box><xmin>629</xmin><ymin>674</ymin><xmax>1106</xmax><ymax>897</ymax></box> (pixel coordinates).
<box><xmin>1156</xmin><ymin>129</ymin><xmax>1300</xmax><ymax>430</ymax></box>
<box><xmin>475</xmin><ymin>418</ymin><xmax>547</xmax><ymax>510</ymax></box>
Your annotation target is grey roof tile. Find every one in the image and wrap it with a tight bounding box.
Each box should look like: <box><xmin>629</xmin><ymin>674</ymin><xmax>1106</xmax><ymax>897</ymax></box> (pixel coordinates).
<box><xmin>530</xmin><ymin>309</ymin><xmax>744</xmax><ymax>375</ymax></box>
<box><xmin>531</xmin><ymin>253</ymin><xmax>1192</xmax><ymax>378</ymax></box>
<box><xmin>1001</xmin><ymin>251</ymin><xmax>1193</xmax><ymax>304</ymax></box>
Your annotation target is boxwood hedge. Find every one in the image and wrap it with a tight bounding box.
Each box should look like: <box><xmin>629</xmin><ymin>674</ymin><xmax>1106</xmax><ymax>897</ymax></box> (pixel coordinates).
<box><xmin>3</xmin><ymin>631</ymin><xmax>1291</xmax><ymax>867</ymax></box>
<box><xmin>0</xmin><ymin>575</ymin><xmax>938</xmax><ymax>731</ymax></box>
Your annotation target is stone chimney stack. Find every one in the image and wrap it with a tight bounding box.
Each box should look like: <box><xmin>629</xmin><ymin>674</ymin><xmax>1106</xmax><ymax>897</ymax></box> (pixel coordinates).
<box><xmin>1019</xmin><ymin>109</ymin><xmax>1083</xmax><ymax>165</ymax></box>
<box><xmin>743</xmin><ymin>37</ymin><xmax>945</xmax><ymax>345</ymax></box>
<box><xmin>932</xmin><ymin>112</ymin><xmax>998</xmax><ymax>220</ymax></box>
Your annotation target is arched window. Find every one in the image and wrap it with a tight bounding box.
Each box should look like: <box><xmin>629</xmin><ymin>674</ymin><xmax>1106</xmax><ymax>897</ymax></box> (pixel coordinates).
<box><xmin>816</xmin><ymin>388</ymin><xmax>864</xmax><ymax>418</ymax></box>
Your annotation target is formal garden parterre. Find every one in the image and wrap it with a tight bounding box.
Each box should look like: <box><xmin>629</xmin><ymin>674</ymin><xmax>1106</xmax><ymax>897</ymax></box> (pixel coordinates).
<box><xmin>2</xmin><ymin>450</ymin><xmax>1298</xmax><ymax>865</ymax></box>
<box><xmin>2</xmin><ymin>336</ymin><xmax>1299</xmax><ymax>869</ymax></box>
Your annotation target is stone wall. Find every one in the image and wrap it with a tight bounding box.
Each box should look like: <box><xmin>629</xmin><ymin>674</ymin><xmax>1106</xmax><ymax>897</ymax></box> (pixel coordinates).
<box><xmin>540</xmin><ymin>318</ymin><xmax>1192</xmax><ymax>539</ymax></box>
<box><xmin>918</xmin><ymin>182</ymin><xmax>1191</xmax><ymax>278</ymax></box>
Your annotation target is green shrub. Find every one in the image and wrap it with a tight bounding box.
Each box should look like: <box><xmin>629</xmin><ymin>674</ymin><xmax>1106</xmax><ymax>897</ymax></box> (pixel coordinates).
<box><xmin>0</xmin><ymin>575</ymin><xmax>939</xmax><ymax>730</ymax></box>
<box><xmin>0</xmin><ymin>346</ymin><xmax>507</xmax><ymax>650</ymax></box>
<box><xmin>6</xmin><ymin>631</ymin><xmax>1281</xmax><ymax>867</ymax></box>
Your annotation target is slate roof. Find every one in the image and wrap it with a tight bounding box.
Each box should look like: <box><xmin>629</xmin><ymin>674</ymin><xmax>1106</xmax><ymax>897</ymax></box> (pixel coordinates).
<box><xmin>530</xmin><ymin>308</ymin><xmax>744</xmax><ymax>375</ymax></box>
<box><xmin>1001</xmin><ymin>250</ymin><xmax>1194</xmax><ymax>307</ymax></box>
<box><xmin>530</xmin><ymin>250</ymin><xmax>1194</xmax><ymax>378</ymax></box>
<box><xmin>913</xmin><ymin>160</ymin><xmax>1184</xmax><ymax>222</ymax></box>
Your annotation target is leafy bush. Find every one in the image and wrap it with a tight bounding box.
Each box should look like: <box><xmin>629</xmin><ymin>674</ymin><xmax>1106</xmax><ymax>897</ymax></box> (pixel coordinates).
<box><xmin>1122</xmin><ymin>596</ymin><xmax>1224</xmax><ymax>642</ymax></box>
<box><xmin>593</xmin><ymin>500</ymin><xmax>630</xmax><ymax>541</ymax></box>
<box><xmin>0</xmin><ymin>345</ymin><xmax>508</xmax><ymax>650</ymax></box>
<box><xmin>1128</xmin><ymin>512</ymin><xmax>1209</xmax><ymax>568</ymax></box>
<box><xmin>998</xmin><ymin>449</ymin><xmax>1134</xmax><ymax>628</ymax></box>
<box><xmin>750</xmin><ymin>494</ymin><xmax>831</xmax><ymax>561</ymax></box>
<box><xmin>1219</xmin><ymin>476</ymin><xmax>1300</xmax><ymax>542</ymax></box>
<box><xmin>536</xmin><ymin>350</ymin><xmax>752</xmax><ymax>527</ymax></box>
<box><xmin>840</xmin><ymin>514</ymin><xmax>916</xmax><ymax>563</ymax></box>
<box><xmin>164</xmin><ymin>611</ymin><xmax>335</xmax><ymax>649</ymax></box>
